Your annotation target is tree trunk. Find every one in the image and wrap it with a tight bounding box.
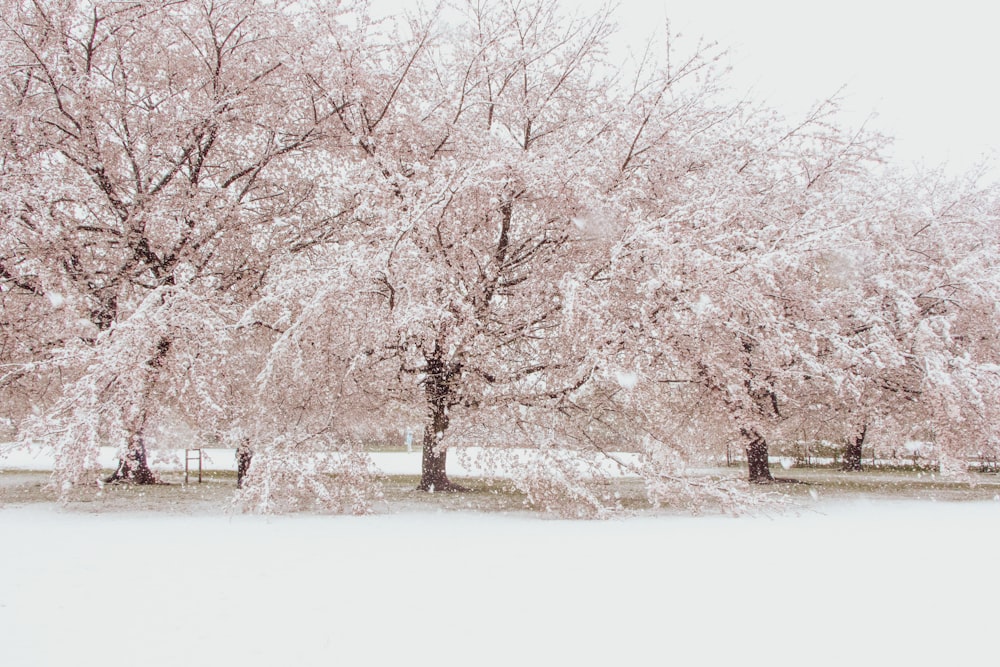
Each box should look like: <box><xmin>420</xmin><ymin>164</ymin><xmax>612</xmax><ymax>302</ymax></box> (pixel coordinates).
<box><xmin>743</xmin><ymin>428</ymin><xmax>774</xmax><ymax>484</ymax></box>
<box><xmin>105</xmin><ymin>433</ymin><xmax>157</xmax><ymax>484</ymax></box>
<box><xmin>105</xmin><ymin>337</ymin><xmax>170</xmax><ymax>485</ymax></box>
<box><xmin>416</xmin><ymin>348</ymin><xmax>466</xmax><ymax>492</ymax></box>
<box><xmin>417</xmin><ymin>425</ymin><xmax>451</xmax><ymax>492</ymax></box>
<box><xmin>416</xmin><ymin>403</ymin><xmax>467</xmax><ymax>492</ymax></box>
<box><xmin>842</xmin><ymin>423</ymin><xmax>866</xmax><ymax>472</ymax></box>
<box><xmin>236</xmin><ymin>439</ymin><xmax>253</xmax><ymax>489</ymax></box>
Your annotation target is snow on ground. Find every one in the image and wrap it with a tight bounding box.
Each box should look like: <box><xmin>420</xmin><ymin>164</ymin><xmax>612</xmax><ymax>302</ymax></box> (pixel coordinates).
<box><xmin>0</xmin><ymin>445</ymin><xmax>637</xmax><ymax>477</ymax></box>
<box><xmin>3</xmin><ymin>444</ymin><xmax>999</xmax><ymax>665</ymax></box>
<box><xmin>2</xmin><ymin>500</ymin><xmax>999</xmax><ymax>667</ymax></box>
<box><xmin>1</xmin><ymin>445</ymin><xmax>245</xmax><ymax>473</ymax></box>
<box><xmin>0</xmin><ymin>445</ymin><xmax>432</xmax><ymax>477</ymax></box>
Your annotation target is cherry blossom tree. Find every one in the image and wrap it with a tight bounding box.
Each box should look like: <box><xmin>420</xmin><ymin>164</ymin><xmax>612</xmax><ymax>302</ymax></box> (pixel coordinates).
<box><xmin>239</xmin><ymin>0</ymin><xmax>778</xmax><ymax>514</ymax></box>
<box><xmin>574</xmin><ymin>90</ymin><xmax>899</xmax><ymax>484</ymax></box>
<box><xmin>813</xmin><ymin>166</ymin><xmax>1000</xmax><ymax>472</ymax></box>
<box><xmin>5</xmin><ymin>0</ymin><xmax>997</xmax><ymax>515</ymax></box>
<box><xmin>1</xmin><ymin>0</ymin><xmax>359</xmax><ymax>488</ymax></box>
<box><xmin>242</xmin><ymin>0</ymin><xmax>612</xmax><ymax>503</ymax></box>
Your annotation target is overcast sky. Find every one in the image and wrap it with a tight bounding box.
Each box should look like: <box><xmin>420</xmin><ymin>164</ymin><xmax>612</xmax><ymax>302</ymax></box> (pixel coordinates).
<box><xmin>602</xmin><ymin>0</ymin><xmax>1000</xmax><ymax>177</ymax></box>
<box><xmin>371</xmin><ymin>0</ymin><xmax>1000</xmax><ymax>178</ymax></box>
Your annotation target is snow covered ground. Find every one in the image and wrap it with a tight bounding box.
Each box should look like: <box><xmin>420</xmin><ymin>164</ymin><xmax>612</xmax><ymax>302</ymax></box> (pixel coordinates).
<box><xmin>2</xmin><ymin>500</ymin><xmax>998</xmax><ymax>666</ymax></box>
<box><xmin>1</xmin><ymin>445</ymin><xmax>255</xmax><ymax>473</ymax></box>
<box><xmin>0</xmin><ymin>445</ymin><xmax>638</xmax><ymax>477</ymax></box>
<box><xmin>3</xmin><ymin>445</ymin><xmax>999</xmax><ymax>665</ymax></box>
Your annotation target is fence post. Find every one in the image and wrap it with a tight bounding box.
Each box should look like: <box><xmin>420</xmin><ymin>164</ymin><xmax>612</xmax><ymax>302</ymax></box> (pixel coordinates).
<box><xmin>185</xmin><ymin>448</ymin><xmax>203</xmax><ymax>484</ymax></box>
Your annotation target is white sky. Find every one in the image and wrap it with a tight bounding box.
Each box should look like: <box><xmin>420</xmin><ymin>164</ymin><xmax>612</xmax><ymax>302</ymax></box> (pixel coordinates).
<box><xmin>601</xmin><ymin>0</ymin><xmax>1000</xmax><ymax>177</ymax></box>
<box><xmin>371</xmin><ymin>0</ymin><xmax>1000</xmax><ymax>177</ymax></box>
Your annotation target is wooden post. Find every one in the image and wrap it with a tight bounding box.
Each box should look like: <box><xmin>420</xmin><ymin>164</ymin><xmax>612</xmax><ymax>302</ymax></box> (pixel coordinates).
<box><xmin>185</xmin><ymin>448</ymin><xmax>203</xmax><ymax>484</ymax></box>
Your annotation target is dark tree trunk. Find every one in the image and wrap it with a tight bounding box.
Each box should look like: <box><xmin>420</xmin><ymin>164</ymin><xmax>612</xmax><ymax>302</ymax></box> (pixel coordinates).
<box><xmin>842</xmin><ymin>423</ymin><xmax>866</xmax><ymax>472</ymax></box>
<box><xmin>236</xmin><ymin>439</ymin><xmax>253</xmax><ymax>488</ymax></box>
<box><xmin>743</xmin><ymin>428</ymin><xmax>774</xmax><ymax>484</ymax></box>
<box><xmin>105</xmin><ymin>434</ymin><xmax>157</xmax><ymax>484</ymax></box>
<box><xmin>416</xmin><ymin>348</ymin><xmax>466</xmax><ymax>492</ymax></box>
<box><xmin>416</xmin><ymin>401</ymin><xmax>467</xmax><ymax>492</ymax></box>
<box><xmin>105</xmin><ymin>337</ymin><xmax>171</xmax><ymax>485</ymax></box>
<box><xmin>417</xmin><ymin>425</ymin><xmax>454</xmax><ymax>492</ymax></box>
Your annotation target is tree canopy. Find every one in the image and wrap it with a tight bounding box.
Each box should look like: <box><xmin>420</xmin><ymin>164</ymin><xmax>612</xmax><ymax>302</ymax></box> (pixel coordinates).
<box><xmin>2</xmin><ymin>0</ymin><xmax>997</xmax><ymax>515</ymax></box>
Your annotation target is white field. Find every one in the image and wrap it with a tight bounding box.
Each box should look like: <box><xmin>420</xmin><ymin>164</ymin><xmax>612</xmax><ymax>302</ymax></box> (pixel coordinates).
<box><xmin>3</xmin><ymin>445</ymin><xmax>1000</xmax><ymax>666</ymax></box>
<box><xmin>1</xmin><ymin>501</ymin><xmax>998</xmax><ymax>665</ymax></box>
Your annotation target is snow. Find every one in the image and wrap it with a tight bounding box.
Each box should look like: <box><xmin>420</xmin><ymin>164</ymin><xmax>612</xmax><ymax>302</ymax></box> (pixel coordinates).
<box><xmin>3</xmin><ymin>446</ymin><xmax>999</xmax><ymax>664</ymax></box>
<box><xmin>1</xmin><ymin>445</ymin><xmax>245</xmax><ymax>472</ymax></box>
<box><xmin>1</xmin><ymin>501</ymin><xmax>998</xmax><ymax>666</ymax></box>
<box><xmin>691</xmin><ymin>292</ymin><xmax>714</xmax><ymax>315</ymax></box>
<box><xmin>614</xmin><ymin>370</ymin><xmax>639</xmax><ymax>390</ymax></box>
<box><xmin>0</xmin><ymin>446</ymin><xmax>642</xmax><ymax>478</ymax></box>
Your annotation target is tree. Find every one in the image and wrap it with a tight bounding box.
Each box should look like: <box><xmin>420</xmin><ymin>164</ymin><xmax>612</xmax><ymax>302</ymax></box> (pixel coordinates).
<box><xmin>7</xmin><ymin>0</ymin><xmax>997</xmax><ymax>515</ymax></box>
<box><xmin>246</xmin><ymin>0</ymin><xmax>618</xmax><ymax>495</ymax></box>
<box><xmin>242</xmin><ymin>0</ymin><xmax>771</xmax><ymax>514</ymax></box>
<box><xmin>585</xmin><ymin>91</ymin><xmax>895</xmax><ymax>483</ymax></box>
<box><xmin>813</xmin><ymin>165</ymin><xmax>1000</xmax><ymax>473</ymax></box>
<box><xmin>2</xmin><ymin>0</ymin><xmax>357</xmax><ymax>488</ymax></box>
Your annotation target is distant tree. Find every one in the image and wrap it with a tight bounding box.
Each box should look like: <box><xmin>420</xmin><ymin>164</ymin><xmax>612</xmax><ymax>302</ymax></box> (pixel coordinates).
<box><xmin>816</xmin><ymin>167</ymin><xmax>1000</xmax><ymax>473</ymax></box>
<box><xmin>587</xmin><ymin>93</ymin><xmax>895</xmax><ymax>483</ymax></box>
